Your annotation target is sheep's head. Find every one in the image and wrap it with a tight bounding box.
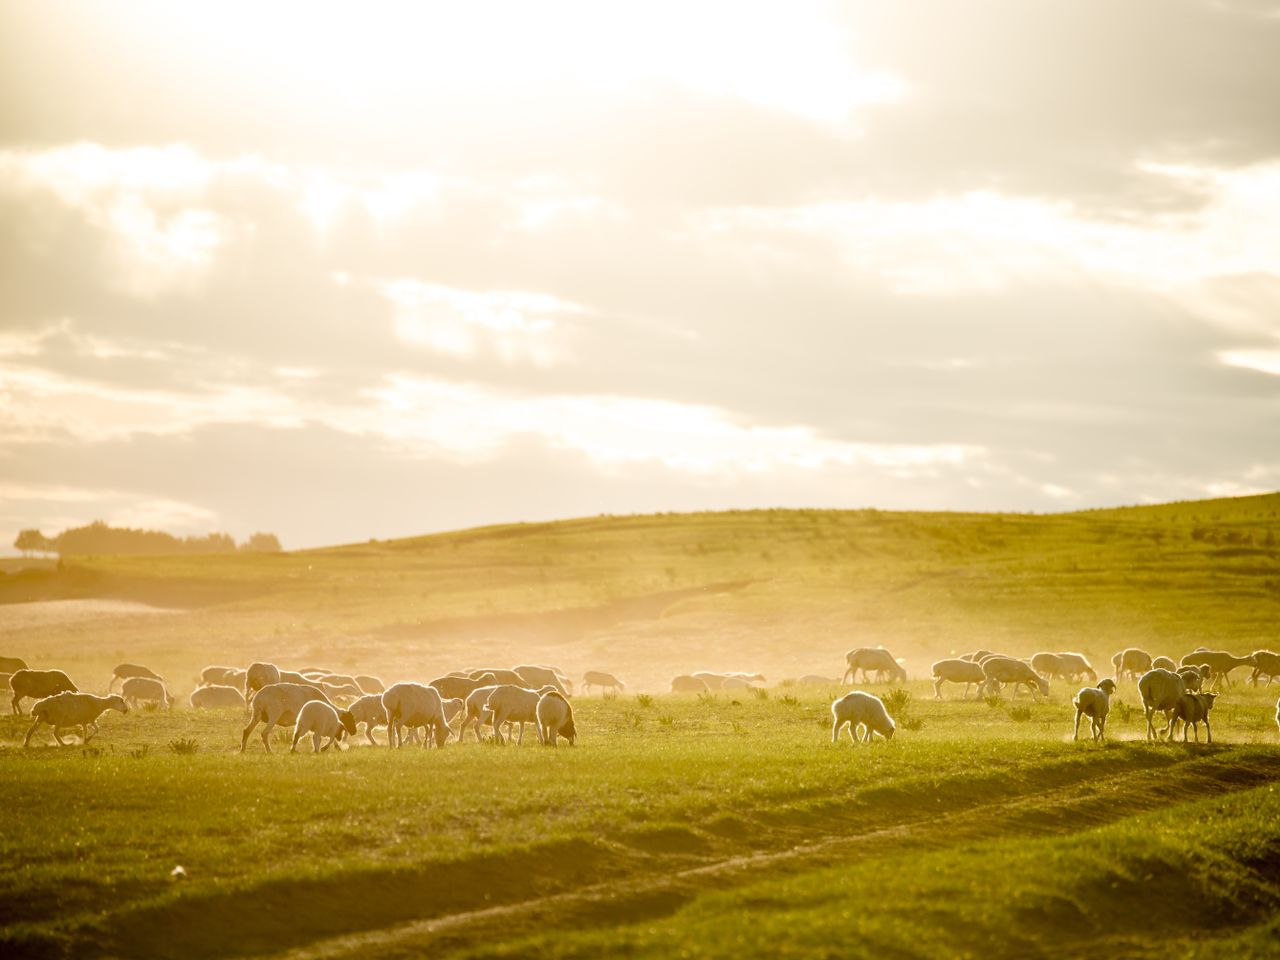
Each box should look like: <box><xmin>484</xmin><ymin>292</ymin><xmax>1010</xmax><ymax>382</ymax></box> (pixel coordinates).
<box><xmin>882</xmin><ymin>719</ymin><xmax>896</xmax><ymax>740</ymax></box>
<box><xmin>338</xmin><ymin>710</ymin><xmax>357</xmax><ymax>737</ymax></box>
<box><xmin>1098</xmin><ymin>679</ymin><xmax>1117</xmax><ymax>696</ymax></box>
<box><xmin>559</xmin><ymin>716</ymin><xmax>577</xmax><ymax>745</ymax></box>
<box><xmin>433</xmin><ymin>722</ymin><xmax>450</xmax><ymax>748</ymax></box>
<box><xmin>1036</xmin><ymin>675</ymin><xmax>1051</xmax><ymax>697</ymax></box>
<box><xmin>107</xmin><ymin>695</ymin><xmax>129</xmax><ymax>714</ymax></box>
<box><xmin>1199</xmin><ymin>693</ymin><xmax>1219</xmax><ymax>712</ymax></box>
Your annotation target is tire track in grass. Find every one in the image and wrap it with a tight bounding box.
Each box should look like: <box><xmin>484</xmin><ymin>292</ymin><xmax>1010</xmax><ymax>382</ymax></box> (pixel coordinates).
<box><xmin>255</xmin><ymin>749</ymin><xmax>1280</xmax><ymax>960</ymax></box>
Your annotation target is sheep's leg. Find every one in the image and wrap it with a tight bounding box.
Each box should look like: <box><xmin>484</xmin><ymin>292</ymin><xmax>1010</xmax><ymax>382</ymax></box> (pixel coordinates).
<box><xmin>365</xmin><ymin>725</ymin><xmax>378</xmax><ymax>747</ymax></box>
<box><xmin>260</xmin><ymin>718</ymin><xmax>276</xmax><ymax>753</ymax></box>
<box><xmin>831</xmin><ymin>719</ymin><xmax>842</xmax><ymax>744</ymax></box>
<box><xmin>517</xmin><ymin>721</ymin><xmax>526</xmax><ymax>745</ymax></box>
<box><xmin>290</xmin><ymin>728</ymin><xmax>304</xmax><ymax>752</ymax></box>
<box><xmin>315</xmin><ymin>732</ymin><xmax>325</xmax><ymax>753</ymax></box>
<box><xmin>841</xmin><ymin>665</ymin><xmax>853</xmax><ymax>684</ymax></box>
<box><xmin>12</xmin><ymin>694</ymin><xmax>22</xmax><ymax>715</ymax></box>
<box><xmin>81</xmin><ymin>723</ymin><xmax>93</xmax><ymax>744</ymax></box>
<box><xmin>1204</xmin><ymin>716</ymin><xmax>1211</xmax><ymax>744</ymax></box>
<box><xmin>1143</xmin><ymin>705</ymin><xmax>1155</xmax><ymax>741</ymax></box>
<box><xmin>22</xmin><ymin>718</ymin><xmax>43</xmax><ymax>746</ymax></box>
<box><xmin>1073</xmin><ymin>708</ymin><xmax>1083</xmax><ymax>742</ymax></box>
<box><xmin>240</xmin><ymin>715</ymin><xmax>260</xmax><ymax>752</ymax></box>
<box><xmin>933</xmin><ymin>678</ymin><xmax>944</xmax><ymax>700</ymax></box>
<box><xmin>1096</xmin><ymin>715</ymin><xmax>1106</xmax><ymax>741</ymax></box>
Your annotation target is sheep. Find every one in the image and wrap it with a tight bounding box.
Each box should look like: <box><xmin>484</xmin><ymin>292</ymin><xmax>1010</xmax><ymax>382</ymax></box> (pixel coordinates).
<box><xmin>1055</xmin><ymin>652</ymin><xmax>1097</xmax><ymax>683</ymax></box>
<box><xmin>931</xmin><ymin>659</ymin><xmax>987</xmax><ymax>700</ymax></box>
<box><xmin>460</xmin><ymin>684</ymin><xmax>503</xmax><ymax>741</ymax></box>
<box><xmin>1137</xmin><ymin>668</ymin><xmax>1186</xmax><ymax>741</ymax></box>
<box><xmin>382</xmin><ymin>682</ymin><xmax>450</xmax><ymax>749</ymax></box>
<box><xmin>691</xmin><ymin>671</ymin><xmax>727</xmax><ymax>690</ymax></box>
<box><xmin>290</xmin><ymin>700</ymin><xmax>357</xmax><ymax>753</ymax></box>
<box><xmin>1029</xmin><ymin>653</ymin><xmax>1069</xmax><ymax>682</ymax></box>
<box><xmin>109</xmin><ymin>663</ymin><xmax>163</xmax><ymax>692</ymax></box>
<box><xmin>0</xmin><ymin>655</ymin><xmax>28</xmax><ymax>674</ymax></box>
<box><xmin>201</xmin><ymin>665</ymin><xmax>247</xmax><ymax>691</ymax></box>
<box><xmin>980</xmin><ymin>657</ymin><xmax>1049</xmax><ymax>701</ymax></box>
<box><xmin>582</xmin><ymin>670</ymin><xmax>625</xmax><ymax>695</ymax></box>
<box><xmin>189</xmin><ymin>684</ymin><xmax>246</xmax><ymax>710</ymax></box>
<box><xmin>1151</xmin><ymin>656</ymin><xmax>1177</xmax><ymax>672</ymax></box>
<box><xmin>671</xmin><ymin>675</ymin><xmax>709</xmax><ymax>694</ymax></box>
<box><xmin>241</xmin><ymin>683</ymin><xmax>334</xmax><ymax>753</ymax></box>
<box><xmin>536</xmin><ymin>691</ymin><xmax>577</xmax><ymax>746</ymax></box>
<box><xmin>1072</xmin><ymin>678</ymin><xmax>1118</xmax><ymax>742</ymax></box>
<box><xmin>121</xmin><ymin>676</ymin><xmax>173</xmax><ymax>710</ymax></box>
<box><xmin>10</xmin><ymin>669</ymin><xmax>77</xmax><ymax>715</ymax></box>
<box><xmin>355</xmin><ymin>674</ymin><xmax>385</xmax><ymax>694</ymax></box>
<box><xmin>514</xmin><ymin>665</ymin><xmax>571</xmax><ymax>696</ymax></box>
<box><xmin>1112</xmin><ymin>648</ymin><xmax>1153</xmax><ymax>682</ymax></box>
<box><xmin>1177</xmin><ymin>665</ymin><xmax>1208</xmax><ymax>693</ymax></box>
<box><xmin>245</xmin><ymin>662</ymin><xmax>281</xmax><ymax>696</ymax></box>
<box><xmin>842</xmin><ymin>647</ymin><xmax>907</xmax><ymax>685</ymax></box>
<box><xmin>24</xmin><ymin>692</ymin><xmax>128</xmax><ymax>746</ymax></box>
<box><xmin>467</xmin><ymin>668</ymin><xmax>524</xmax><ymax>685</ymax></box>
<box><xmin>277</xmin><ymin>670</ymin><xmax>326</xmax><ymax>690</ymax></box>
<box><xmin>348</xmin><ymin>693</ymin><xmax>389</xmax><ymax>745</ymax></box>
<box><xmin>484</xmin><ymin>684</ymin><xmax>558</xmax><ymax>745</ymax></box>
<box><xmin>320</xmin><ymin>680</ymin><xmax>364</xmax><ymax>703</ymax></box>
<box><xmin>1250</xmin><ymin>650</ymin><xmax>1280</xmax><ymax>687</ymax></box>
<box><xmin>430</xmin><ymin>673</ymin><xmax>499</xmax><ymax>701</ymax></box>
<box><xmin>1180</xmin><ymin>650</ymin><xmax>1257</xmax><ymax>690</ymax></box>
<box><xmin>830</xmin><ymin>692</ymin><xmax>895</xmax><ymax>744</ymax></box>
<box><xmin>1172</xmin><ymin>692</ymin><xmax>1218</xmax><ymax>743</ymax></box>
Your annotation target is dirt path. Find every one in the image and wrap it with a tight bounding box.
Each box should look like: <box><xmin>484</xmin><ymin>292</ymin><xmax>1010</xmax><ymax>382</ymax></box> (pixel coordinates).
<box><xmin>253</xmin><ymin>749</ymin><xmax>1280</xmax><ymax>960</ymax></box>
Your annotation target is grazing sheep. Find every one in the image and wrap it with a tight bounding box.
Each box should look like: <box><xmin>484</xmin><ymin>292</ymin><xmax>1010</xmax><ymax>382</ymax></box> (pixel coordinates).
<box><xmin>467</xmin><ymin>668</ymin><xmax>524</xmax><ymax>685</ymax></box>
<box><xmin>1112</xmin><ymin>648</ymin><xmax>1153</xmax><ymax>682</ymax></box>
<box><xmin>842</xmin><ymin>647</ymin><xmax>907</xmax><ymax>685</ymax></box>
<box><xmin>514</xmin><ymin>665</ymin><xmax>570</xmax><ymax>696</ymax></box>
<box><xmin>241</xmin><ymin>683</ymin><xmax>334</xmax><ymax>753</ymax></box>
<box><xmin>355</xmin><ymin>674</ymin><xmax>385</xmax><ymax>694</ymax></box>
<box><xmin>460</xmin><ymin>684</ymin><xmax>503</xmax><ymax>741</ymax></box>
<box><xmin>0</xmin><ymin>656</ymin><xmax>28</xmax><ymax>674</ymax></box>
<box><xmin>691</xmin><ymin>671</ymin><xmax>728</xmax><ymax>690</ymax></box>
<box><xmin>1055</xmin><ymin>652</ymin><xmax>1097</xmax><ymax>683</ymax></box>
<box><xmin>1072</xmin><ymin>678</ymin><xmax>1118</xmax><ymax>742</ymax></box>
<box><xmin>1137</xmin><ymin>668</ymin><xmax>1186</xmax><ymax>741</ymax></box>
<box><xmin>582</xmin><ymin>670</ymin><xmax>625</xmax><ymax>695</ymax></box>
<box><xmin>1030</xmin><ymin>653</ymin><xmax>1069</xmax><ymax>682</ymax></box>
<box><xmin>536</xmin><ymin>691</ymin><xmax>577</xmax><ymax>746</ymax></box>
<box><xmin>980</xmin><ymin>657</ymin><xmax>1050</xmax><ymax>701</ymax></box>
<box><xmin>1151</xmin><ymin>656</ymin><xmax>1177</xmax><ymax>672</ymax></box>
<box><xmin>1250</xmin><ymin>650</ymin><xmax>1280</xmax><ymax>687</ymax></box>
<box><xmin>189</xmin><ymin>684</ymin><xmax>246</xmax><ymax>710</ymax></box>
<box><xmin>108</xmin><ymin>663</ymin><xmax>163</xmax><ymax>692</ymax></box>
<box><xmin>10</xmin><ymin>669</ymin><xmax>77</xmax><ymax>715</ymax></box>
<box><xmin>671</xmin><ymin>675</ymin><xmax>710</xmax><ymax>693</ymax></box>
<box><xmin>830</xmin><ymin>692</ymin><xmax>896</xmax><ymax>744</ymax></box>
<box><xmin>245</xmin><ymin>662</ymin><xmax>281</xmax><ymax>696</ymax></box>
<box><xmin>24</xmin><ymin>692</ymin><xmax>128</xmax><ymax>746</ymax></box>
<box><xmin>347</xmin><ymin>693</ymin><xmax>389</xmax><ymax>745</ymax></box>
<box><xmin>200</xmin><ymin>665</ymin><xmax>241</xmax><ymax>686</ymax></box>
<box><xmin>1180</xmin><ymin>650</ymin><xmax>1257</xmax><ymax>689</ymax></box>
<box><xmin>121</xmin><ymin>676</ymin><xmax>173</xmax><ymax>710</ymax></box>
<box><xmin>485</xmin><ymin>684</ymin><xmax>558</xmax><ymax>745</ymax></box>
<box><xmin>430</xmin><ymin>673</ymin><xmax>499</xmax><ymax>701</ymax></box>
<box><xmin>1177</xmin><ymin>665</ymin><xmax>1208</xmax><ymax>693</ymax></box>
<box><xmin>382</xmin><ymin>682</ymin><xmax>450</xmax><ymax>749</ymax></box>
<box><xmin>1172</xmin><ymin>692</ymin><xmax>1218</xmax><ymax>743</ymax></box>
<box><xmin>290</xmin><ymin>700</ymin><xmax>357</xmax><ymax>753</ymax></box>
<box><xmin>931</xmin><ymin>659</ymin><xmax>987</xmax><ymax>700</ymax></box>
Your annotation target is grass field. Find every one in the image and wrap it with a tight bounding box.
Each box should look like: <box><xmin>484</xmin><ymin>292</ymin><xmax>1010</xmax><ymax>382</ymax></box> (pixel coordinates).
<box><xmin>2</xmin><ymin>495</ymin><xmax>1279</xmax><ymax>958</ymax></box>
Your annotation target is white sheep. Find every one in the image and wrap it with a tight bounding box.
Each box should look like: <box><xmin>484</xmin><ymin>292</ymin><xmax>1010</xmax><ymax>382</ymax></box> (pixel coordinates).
<box><xmin>245</xmin><ymin>662</ymin><xmax>281</xmax><ymax>696</ymax></box>
<box><xmin>485</xmin><ymin>684</ymin><xmax>558</xmax><ymax>745</ymax></box>
<box><xmin>1112</xmin><ymin>648</ymin><xmax>1153</xmax><ymax>682</ymax></box>
<box><xmin>121</xmin><ymin>676</ymin><xmax>173</xmax><ymax>710</ymax></box>
<box><xmin>1137</xmin><ymin>668</ymin><xmax>1186</xmax><ymax>741</ymax></box>
<box><xmin>24</xmin><ymin>692</ymin><xmax>128</xmax><ymax>746</ymax></box>
<box><xmin>355</xmin><ymin>674</ymin><xmax>385</xmax><ymax>694</ymax></box>
<box><xmin>1055</xmin><ymin>652</ymin><xmax>1097</xmax><ymax>683</ymax></box>
<box><xmin>290</xmin><ymin>700</ymin><xmax>357</xmax><ymax>753</ymax></box>
<box><xmin>10</xmin><ymin>669</ymin><xmax>78</xmax><ymax>715</ymax></box>
<box><xmin>931</xmin><ymin>659</ymin><xmax>987</xmax><ymax>700</ymax></box>
<box><xmin>189</xmin><ymin>684</ymin><xmax>246</xmax><ymax>710</ymax></box>
<box><xmin>241</xmin><ymin>683</ymin><xmax>334</xmax><ymax>753</ymax></box>
<box><xmin>347</xmin><ymin>693</ymin><xmax>389</xmax><ymax>745</ymax></box>
<box><xmin>1072</xmin><ymin>678</ymin><xmax>1118</xmax><ymax>742</ymax></box>
<box><xmin>1248</xmin><ymin>650</ymin><xmax>1280</xmax><ymax>686</ymax></box>
<box><xmin>536</xmin><ymin>691</ymin><xmax>577</xmax><ymax>746</ymax></box>
<box><xmin>1172</xmin><ymin>692</ymin><xmax>1218</xmax><ymax>743</ymax></box>
<box><xmin>582</xmin><ymin>670</ymin><xmax>625</xmax><ymax>695</ymax></box>
<box><xmin>842</xmin><ymin>647</ymin><xmax>907</xmax><ymax>684</ymax></box>
<box><xmin>1180</xmin><ymin>650</ymin><xmax>1256</xmax><ymax>690</ymax></box>
<box><xmin>460</xmin><ymin>684</ymin><xmax>502</xmax><ymax>741</ymax></box>
<box><xmin>830</xmin><ymin>691</ymin><xmax>896</xmax><ymax>744</ymax></box>
<box><xmin>382</xmin><ymin>682</ymin><xmax>450</xmax><ymax>748</ymax></box>
<box><xmin>980</xmin><ymin>657</ymin><xmax>1049</xmax><ymax>701</ymax></box>
<box><xmin>200</xmin><ymin>665</ymin><xmax>242</xmax><ymax>687</ymax></box>
<box><xmin>514</xmin><ymin>665</ymin><xmax>570</xmax><ymax>696</ymax></box>
<box><xmin>1177</xmin><ymin>665</ymin><xmax>1208</xmax><ymax>693</ymax></box>
<box><xmin>1151</xmin><ymin>656</ymin><xmax>1177</xmax><ymax>672</ymax></box>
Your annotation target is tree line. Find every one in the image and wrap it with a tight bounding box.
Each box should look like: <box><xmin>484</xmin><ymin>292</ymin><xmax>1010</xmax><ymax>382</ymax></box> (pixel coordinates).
<box><xmin>13</xmin><ymin>521</ymin><xmax>282</xmax><ymax>557</ymax></box>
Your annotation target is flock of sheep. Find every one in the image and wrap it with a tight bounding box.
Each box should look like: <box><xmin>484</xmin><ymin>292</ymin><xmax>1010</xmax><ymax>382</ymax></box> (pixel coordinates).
<box><xmin>3</xmin><ymin>642</ymin><xmax>1278</xmax><ymax>751</ymax></box>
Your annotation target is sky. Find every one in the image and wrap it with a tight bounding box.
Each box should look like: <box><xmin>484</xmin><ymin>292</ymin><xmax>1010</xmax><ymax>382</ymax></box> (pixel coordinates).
<box><xmin>1</xmin><ymin>0</ymin><xmax>1278</xmax><ymax>550</ymax></box>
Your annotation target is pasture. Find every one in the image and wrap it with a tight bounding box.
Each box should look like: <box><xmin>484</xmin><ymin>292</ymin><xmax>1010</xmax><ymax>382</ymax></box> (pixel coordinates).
<box><xmin>2</xmin><ymin>494</ymin><xmax>1279</xmax><ymax>958</ymax></box>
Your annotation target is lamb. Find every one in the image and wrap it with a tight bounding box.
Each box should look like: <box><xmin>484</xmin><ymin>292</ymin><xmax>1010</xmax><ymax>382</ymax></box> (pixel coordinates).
<box><xmin>830</xmin><ymin>692</ymin><xmax>896</xmax><ymax>744</ymax></box>
<box><xmin>1251</xmin><ymin>650</ymin><xmax>1280</xmax><ymax>687</ymax></box>
<box><xmin>931</xmin><ymin>659</ymin><xmax>987</xmax><ymax>700</ymax></box>
<box><xmin>842</xmin><ymin>647</ymin><xmax>907</xmax><ymax>684</ymax></box>
<box><xmin>245</xmin><ymin>662</ymin><xmax>281</xmax><ymax>696</ymax></box>
<box><xmin>430</xmin><ymin>672</ymin><xmax>499</xmax><ymax>701</ymax></box>
<box><xmin>484</xmin><ymin>684</ymin><xmax>558</xmax><ymax>745</ymax></box>
<box><xmin>536</xmin><ymin>691</ymin><xmax>577</xmax><ymax>746</ymax></box>
<box><xmin>290</xmin><ymin>700</ymin><xmax>358</xmax><ymax>753</ymax></box>
<box><xmin>109</xmin><ymin>663</ymin><xmax>164</xmax><ymax>692</ymax></box>
<box><xmin>348</xmin><ymin>693</ymin><xmax>389</xmax><ymax>745</ymax></box>
<box><xmin>24</xmin><ymin>692</ymin><xmax>128</xmax><ymax>746</ymax></box>
<box><xmin>1072</xmin><ymin>678</ymin><xmax>1118</xmax><ymax>742</ymax></box>
<box><xmin>355</xmin><ymin>675</ymin><xmax>385</xmax><ymax>694</ymax></box>
<box><xmin>1112</xmin><ymin>648</ymin><xmax>1153</xmax><ymax>682</ymax></box>
<box><xmin>1172</xmin><ymin>692</ymin><xmax>1218</xmax><ymax>743</ymax></box>
<box><xmin>121</xmin><ymin>676</ymin><xmax>174</xmax><ymax>710</ymax></box>
<box><xmin>0</xmin><ymin>655</ymin><xmax>28</xmax><ymax>673</ymax></box>
<box><xmin>189</xmin><ymin>684</ymin><xmax>246</xmax><ymax>710</ymax></box>
<box><xmin>1137</xmin><ymin>668</ymin><xmax>1186</xmax><ymax>741</ymax></box>
<box><xmin>980</xmin><ymin>656</ymin><xmax>1050</xmax><ymax>700</ymax></box>
<box><xmin>1180</xmin><ymin>650</ymin><xmax>1257</xmax><ymax>689</ymax></box>
<box><xmin>10</xmin><ymin>669</ymin><xmax>77</xmax><ymax>715</ymax></box>
<box><xmin>1151</xmin><ymin>656</ymin><xmax>1177</xmax><ymax>672</ymax></box>
<box><xmin>514</xmin><ymin>665</ymin><xmax>570</xmax><ymax>696</ymax></box>
<box><xmin>241</xmin><ymin>682</ymin><xmax>334</xmax><ymax>753</ymax></box>
<box><xmin>671</xmin><ymin>675</ymin><xmax>709</xmax><ymax>693</ymax></box>
<box><xmin>582</xmin><ymin>670</ymin><xmax>625</xmax><ymax>695</ymax></box>
<box><xmin>382</xmin><ymin>682</ymin><xmax>450</xmax><ymax>748</ymax></box>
